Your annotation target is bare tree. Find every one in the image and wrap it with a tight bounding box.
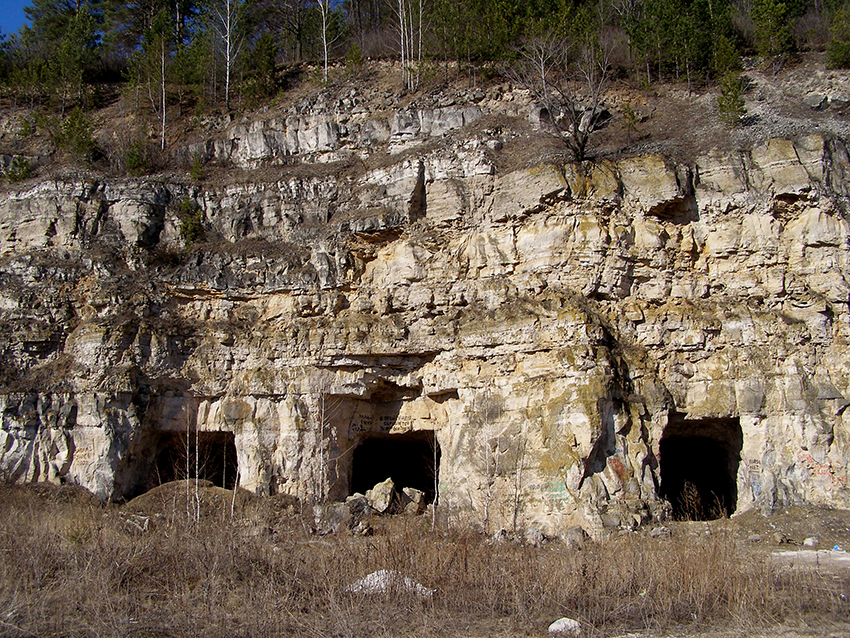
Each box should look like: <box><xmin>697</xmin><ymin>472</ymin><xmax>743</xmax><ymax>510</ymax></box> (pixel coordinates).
<box><xmin>511</xmin><ymin>420</ymin><xmax>528</xmax><ymax>533</ymax></box>
<box><xmin>317</xmin><ymin>0</ymin><xmax>344</xmax><ymax>83</ymax></box>
<box><xmin>159</xmin><ymin>28</ymin><xmax>167</xmax><ymax>150</ymax></box>
<box><xmin>194</xmin><ymin>420</ymin><xmax>200</xmax><ymax>520</ymax></box>
<box><xmin>431</xmin><ymin>429</ymin><xmax>440</xmax><ymax>531</ymax></box>
<box><xmin>229</xmin><ymin>464</ymin><xmax>240</xmax><ymax>519</ymax></box>
<box><xmin>318</xmin><ymin>0</ymin><xmax>331</xmax><ymax>83</ymax></box>
<box><xmin>391</xmin><ymin>0</ymin><xmax>426</xmax><ymax>91</ymax></box>
<box><xmin>129</xmin><ymin>9</ymin><xmax>172</xmax><ymax>151</ymax></box>
<box><xmin>504</xmin><ymin>32</ymin><xmax>612</xmax><ymax>162</ymax></box>
<box><xmin>312</xmin><ymin>386</ymin><xmax>344</xmax><ymax>503</ymax></box>
<box><xmin>183</xmin><ymin>408</ymin><xmax>200</xmax><ymax>523</ymax></box>
<box><xmin>474</xmin><ymin>386</ymin><xmax>503</xmax><ymax>534</ymax></box>
<box><xmin>185</xmin><ymin>416</ymin><xmax>192</xmax><ymax>522</ymax></box>
<box><xmin>316</xmin><ymin>390</ymin><xmax>329</xmax><ymax>502</ymax></box>
<box><xmin>211</xmin><ymin>0</ymin><xmax>243</xmax><ymax>110</ymax></box>
<box><xmin>482</xmin><ymin>430</ymin><xmax>497</xmax><ymax>533</ymax></box>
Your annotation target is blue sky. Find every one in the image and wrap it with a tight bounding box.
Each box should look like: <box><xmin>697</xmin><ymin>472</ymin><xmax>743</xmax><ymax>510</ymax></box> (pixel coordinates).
<box><xmin>0</xmin><ymin>0</ymin><xmax>30</xmax><ymax>36</ymax></box>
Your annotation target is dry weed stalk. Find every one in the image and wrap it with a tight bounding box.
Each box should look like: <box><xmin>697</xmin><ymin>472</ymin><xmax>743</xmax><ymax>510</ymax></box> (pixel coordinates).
<box><xmin>0</xmin><ymin>484</ymin><xmax>846</xmax><ymax>637</ymax></box>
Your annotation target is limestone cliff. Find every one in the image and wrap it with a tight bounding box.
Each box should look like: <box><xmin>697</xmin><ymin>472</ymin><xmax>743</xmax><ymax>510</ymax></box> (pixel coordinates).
<box><xmin>2</xmin><ymin>95</ymin><xmax>850</xmax><ymax>538</ymax></box>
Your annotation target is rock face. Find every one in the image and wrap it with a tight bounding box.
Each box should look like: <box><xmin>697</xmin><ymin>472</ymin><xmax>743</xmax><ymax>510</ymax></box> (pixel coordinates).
<box><xmin>182</xmin><ymin>103</ymin><xmax>483</xmax><ymax>167</ymax></box>
<box><xmin>1</xmin><ymin>97</ymin><xmax>850</xmax><ymax>537</ymax></box>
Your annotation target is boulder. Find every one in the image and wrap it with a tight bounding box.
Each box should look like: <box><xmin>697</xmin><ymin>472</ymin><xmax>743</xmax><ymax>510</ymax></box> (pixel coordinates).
<box><xmin>345</xmin><ymin>493</ymin><xmax>373</xmax><ymax>518</ymax></box>
<box><xmin>492</xmin><ymin>165</ymin><xmax>567</xmax><ymax>218</ymax></box>
<box><xmin>619</xmin><ymin>154</ymin><xmax>685</xmax><ymax>216</ymax></box>
<box><xmin>528</xmin><ymin>104</ymin><xmax>550</xmax><ymax>128</ymax></box>
<box><xmin>578</xmin><ymin>106</ymin><xmax>611</xmax><ymax>133</ymax></box>
<box><xmin>831</xmin><ymin>94</ymin><xmax>849</xmax><ymax>109</ymax></box>
<box><xmin>489</xmin><ymin>528</ymin><xmax>519</xmax><ymax>544</ymax></box>
<box><xmin>548</xmin><ymin>617</ymin><xmax>582</xmax><ymax>636</ymax></box>
<box><xmin>365</xmin><ymin>478</ymin><xmax>397</xmax><ymax>514</ymax></box>
<box><xmin>345</xmin><ymin>569</ymin><xmax>435</xmax><ymax>599</ymax></box>
<box><xmin>313</xmin><ymin>503</ymin><xmax>351</xmax><ymax>535</ymax></box>
<box><xmin>402</xmin><ymin>487</ymin><xmax>426</xmax><ymax>514</ymax></box>
<box><xmin>803</xmin><ymin>93</ymin><xmax>828</xmax><ymax>110</ymax></box>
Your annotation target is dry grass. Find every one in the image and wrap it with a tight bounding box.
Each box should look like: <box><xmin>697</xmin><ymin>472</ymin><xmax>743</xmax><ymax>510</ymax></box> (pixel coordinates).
<box><xmin>0</xmin><ymin>483</ymin><xmax>847</xmax><ymax>638</ymax></box>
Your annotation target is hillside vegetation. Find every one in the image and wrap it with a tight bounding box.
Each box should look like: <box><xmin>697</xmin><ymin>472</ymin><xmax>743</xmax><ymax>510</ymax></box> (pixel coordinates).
<box><xmin>2</xmin><ymin>0</ymin><xmax>850</xmax><ymax>178</ymax></box>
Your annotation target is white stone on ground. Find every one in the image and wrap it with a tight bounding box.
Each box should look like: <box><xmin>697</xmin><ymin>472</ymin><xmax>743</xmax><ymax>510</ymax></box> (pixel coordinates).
<box><xmin>548</xmin><ymin>617</ymin><xmax>582</xmax><ymax>636</ymax></box>
<box><xmin>345</xmin><ymin>569</ymin><xmax>435</xmax><ymax>599</ymax></box>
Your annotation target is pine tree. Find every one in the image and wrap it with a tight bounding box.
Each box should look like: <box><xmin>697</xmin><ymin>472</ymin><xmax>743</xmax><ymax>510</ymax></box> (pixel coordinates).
<box><xmin>50</xmin><ymin>7</ymin><xmax>98</xmax><ymax>113</ymax></box>
<box><xmin>10</xmin><ymin>0</ymin><xmax>101</xmax><ymax>109</ymax></box>
<box><xmin>242</xmin><ymin>31</ymin><xmax>278</xmax><ymax>102</ymax></box>
<box><xmin>752</xmin><ymin>0</ymin><xmax>792</xmax><ymax>72</ymax></box>
<box><xmin>170</xmin><ymin>33</ymin><xmax>213</xmax><ymax>114</ymax></box>
<box><xmin>24</xmin><ymin>0</ymin><xmax>103</xmax><ymax>44</ymax></box>
<box><xmin>712</xmin><ymin>34</ymin><xmax>742</xmax><ymax>77</ymax></box>
<box><xmin>828</xmin><ymin>3</ymin><xmax>850</xmax><ymax>68</ymax></box>
<box><xmin>717</xmin><ymin>71</ymin><xmax>746</xmax><ymax>126</ymax></box>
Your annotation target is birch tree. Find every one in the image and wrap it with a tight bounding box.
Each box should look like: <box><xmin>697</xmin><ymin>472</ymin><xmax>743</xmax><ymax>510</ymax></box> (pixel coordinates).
<box><xmin>391</xmin><ymin>0</ymin><xmax>426</xmax><ymax>91</ymax></box>
<box><xmin>184</xmin><ymin>406</ymin><xmax>200</xmax><ymax>523</ymax></box>
<box><xmin>430</xmin><ymin>431</ymin><xmax>439</xmax><ymax>530</ymax></box>
<box><xmin>317</xmin><ymin>0</ymin><xmax>333</xmax><ymax>82</ymax></box>
<box><xmin>209</xmin><ymin>0</ymin><xmax>242</xmax><ymax>110</ymax></box>
<box><xmin>157</xmin><ymin>20</ymin><xmax>167</xmax><ymax>149</ymax></box>
<box><xmin>128</xmin><ymin>9</ymin><xmax>171</xmax><ymax>150</ymax></box>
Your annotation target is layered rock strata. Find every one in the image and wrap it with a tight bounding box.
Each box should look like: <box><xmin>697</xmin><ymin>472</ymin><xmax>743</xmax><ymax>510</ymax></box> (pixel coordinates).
<box><xmin>2</xmin><ymin>108</ymin><xmax>850</xmax><ymax>537</ymax></box>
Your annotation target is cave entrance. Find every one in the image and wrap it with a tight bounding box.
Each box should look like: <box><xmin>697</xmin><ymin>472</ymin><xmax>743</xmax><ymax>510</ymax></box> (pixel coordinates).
<box><xmin>351</xmin><ymin>431</ymin><xmax>440</xmax><ymax>502</ymax></box>
<box><xmin>154</xmin><ymin>431</ymin><xmax>238</xmax><ymax>490</ymax></box>
<box><xmin>659</xmin><ymin>413</ymin><xmax>742</xmax><ymax>521</ymax></box>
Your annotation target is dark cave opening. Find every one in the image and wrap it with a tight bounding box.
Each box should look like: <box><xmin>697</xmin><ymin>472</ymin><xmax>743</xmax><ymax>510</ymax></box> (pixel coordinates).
<box><xmin>659</xmin><ymin>413</ymin><xmax>742</xmax><ymax>521</ymax></box>
<box><xmin>351</xmin><ymin>431</ymin><xmax>440</xmax><ymax>502</ymax></box>
<box><xmin>154</xmin><ymin>431</ymin><xmax>239</xmax><ymax>490</ymax></box>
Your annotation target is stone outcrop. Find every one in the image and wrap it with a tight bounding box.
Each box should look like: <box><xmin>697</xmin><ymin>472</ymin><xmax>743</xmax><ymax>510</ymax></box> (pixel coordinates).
<box><xmin>181</xmin><ymin>102</ymin><xmax>483</xmax><ymax>168</ymax></box>
<box><xmin>2</xmin><ymin>98</ymin><xmax>850</xmax><ymax>538</ymax></box>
